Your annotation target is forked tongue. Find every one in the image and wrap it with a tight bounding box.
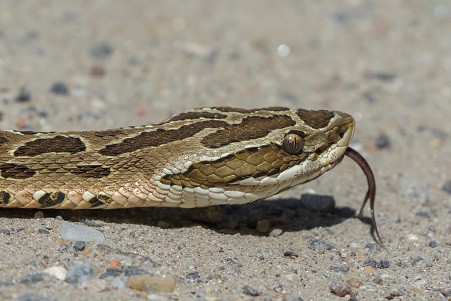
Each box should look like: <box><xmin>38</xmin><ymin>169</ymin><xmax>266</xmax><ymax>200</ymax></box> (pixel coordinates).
<box><xmin>344</xmin><ymin>147</ymin><xmax>382</xmax><ymax>244</ymax></box>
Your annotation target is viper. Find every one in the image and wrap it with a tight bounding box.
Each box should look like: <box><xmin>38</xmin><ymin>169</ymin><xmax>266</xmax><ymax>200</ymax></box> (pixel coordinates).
<box><xmin>0</xmin><ymin>107</ymin><xmax>381</xmax><ymax>241</ymax></box>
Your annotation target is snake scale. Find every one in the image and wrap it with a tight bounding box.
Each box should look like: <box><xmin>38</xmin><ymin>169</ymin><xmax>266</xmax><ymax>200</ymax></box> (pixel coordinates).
<box><xmin>0</xmin><ymin>107</ymin><xmax>381</xmax><ymax>240</ymax></box>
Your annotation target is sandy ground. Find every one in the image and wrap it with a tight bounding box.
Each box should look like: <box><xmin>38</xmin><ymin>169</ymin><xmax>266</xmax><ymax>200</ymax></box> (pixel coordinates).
<box><xmin>0</xmin><ymin>1</ymin><xmax>450</xmax><ymax>300</ymax></box>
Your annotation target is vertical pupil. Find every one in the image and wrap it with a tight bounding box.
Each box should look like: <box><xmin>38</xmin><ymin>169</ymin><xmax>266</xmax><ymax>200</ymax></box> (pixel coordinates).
<box><xmin>283</xmin><ymin>133</ymin><xmax>303</xmax><ymax>155</ymax></box>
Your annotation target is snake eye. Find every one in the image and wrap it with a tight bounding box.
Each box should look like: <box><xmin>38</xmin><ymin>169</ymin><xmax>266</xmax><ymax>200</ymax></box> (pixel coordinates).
<box><xmin>282</xmin><ymin>132</ymin><xmax>304</xmax><ymax>155</ymax></box>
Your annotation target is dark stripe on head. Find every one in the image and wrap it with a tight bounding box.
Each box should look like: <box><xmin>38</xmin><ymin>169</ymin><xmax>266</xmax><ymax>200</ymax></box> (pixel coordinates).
<box><xmin>202</xmin><ymin>115</ymin><xmax>296</xmax><ymax>148</ymax></box>
<box><xmin>0</xmin><ymin>163</ymin><xmax>36</xmax><ymax>179</ymax></box>
<box><xmin>296</xmin><ymin>109</ymin><xmax>335</xmax><ymax>129</ymax></box>
<box><xmin>70</xmin><ymin>165</ymin><xmax>111</xmax><ymax>178</ymax></box>
<box><xmin>0</xmin><ymin>191</ymin><xmax>11</xmax><ymax>204</ymax></box>
<box><xmin>213</xmin><ymin>107</ymin><xmax>289</xmax><ymax>113</ymax></box>
<box><xmin>37</xmin><ymin>192</ymin><xmax>66</xmax><ymax>207</ymax></box>
<box><xmin>14</xmin><ymin>136</ymin><xmax>86</xmax><ymax>157</ymax></box>
<box><xmin>167</xmin><ymin>111</ymin><xmax>227</xmax><ymax>122</ymax></box>
<box><xmin>99</xmin><ymin>120</ymin><xmax>228</xmax><ymax>156</ymax></box>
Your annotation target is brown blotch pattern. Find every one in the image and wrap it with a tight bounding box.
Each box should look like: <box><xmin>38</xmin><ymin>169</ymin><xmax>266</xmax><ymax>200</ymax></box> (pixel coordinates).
<box><xmin>0</xmin><ymin>163</ymin><xmax>36</xmax><ymax>179</ymax></box>
<box><xmin>162</xmin><ymin>145</ymin><xmax>305</xmax><ymax>188</ymax></box>
<box><xmin>0</xmin><ymin>191</ymin><xmax>11</xmax><ymax>204</ymax></box>
<box><xmin>99</xmin><ymin>120</ymin><xmax>229</xmax><ymax>156</ymax></box>
<box><xmin>14</xmin><ymin>136</ymin><xmax>86</xmax><ymax>157</ymax></box>
<box><xmin>70</xmin><ymin>165</ymin><xmax>111</xmax><ymax>178</ymax></box>
<box><xmin>37</xmin><ymin>191</ymin><xmax>66</xmax><ymax>207</ymax></box>
<box><xmin>296</xmin><ymin>109</ymin><xmax>335</xmax><ymax>129</ymax></box>
<box><xmin>202</xmin><ymin>115</ymin><xmax>296</xmax><ymax>148</ymax></box>
<box><xmin>167</xmin><ymin>111</ymin><xmax>227</xmax><ymax>122</ymax></box>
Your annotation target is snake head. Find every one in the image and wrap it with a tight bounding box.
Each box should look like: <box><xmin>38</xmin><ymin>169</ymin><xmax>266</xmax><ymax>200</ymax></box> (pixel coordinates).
<box><xmin>159</xmin><ymin>107</ymin><xmax>355</xmax><ymax>206</ymax></box>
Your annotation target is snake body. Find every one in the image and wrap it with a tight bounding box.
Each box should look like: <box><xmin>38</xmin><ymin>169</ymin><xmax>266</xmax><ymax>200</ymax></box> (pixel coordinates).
<box><xmin>0</xmin><ymin>107</ymin><xmax>356</xmax><ymax>210</ymax></box>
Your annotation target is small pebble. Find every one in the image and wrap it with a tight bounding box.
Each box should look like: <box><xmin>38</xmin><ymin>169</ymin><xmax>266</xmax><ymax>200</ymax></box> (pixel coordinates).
<box><xmin>256</xmin><ymin>220</ymin><xmax>270</xmax><ymax>233</ymax></box>
<box><xmin>407</xmin><ymin>234</ymin><xmax>419</xmax><ymax>241</ymax></box>
<box><xmin>380</xmin><ymin>260</ymin><xmax>390</xmax><ymax>269</ymax></box>
<box><xmin>300</xmin><ymin>193</ymin><xmax>335</xmax><ymax>212</ymax></box>
<box><xmin>186</xmin><ymin>271</ymin><xmax>200</xmax><ymax>281</ymax></box>
<box><xmin>37</xmin><ymin>229</ymin><xmax>50</xmax><ymax>235</ymax></box>
<box><xmin>0</xmin><ymin>229</ymin><xmax>11</xmax><ymax>235</ymax></box>
<box><xmin>389</xmin><ymin>288</ymin><xmax>401</xmax><ymax>297</ymax></box>
<box><xmin>366</xmin><ymin>71</ymin><xmax>396</xmax><ymax>82</ymax></box>
<box><xmin>20</xmin><ymin>272</ymin><xmax>43</xmax><ymax>284</ymax></box>
<box><xmin>49</xmin><ymin>82</ymin><xmax>69</xmax><ymax>95</ymax></box>
<box><xmin>57</xmin><ymin>244</ymin><xmax>68</xmax><ymax>253</ymax></box>
<box><xmin>375</xmin><ymin>134</ymin><xmax>391</xmax><ymax>149</ymax></box>
<box><xmin>349</xmin><ymin>292</ymin><xmax>358</xmax><ymax>301</ymax></box>
<box><xmin>330</xmin><ymin>266</ymin><xmax>349</xmax><ymax>273</ymax></box>
<box><xmin>65</xmin><ymin>261</ymin><xmax>94</xmax><ymax>284</ymax></box>
<box><xmin>329</xmin><ymin>281</ymin><xmax>351</xmax><ymax>297</ymax></box>
<box><xmin>34</xmin><ymin>211</ymin><xmax>45</xmax><ymax>219</ymax></box>
<box><xmin>283</xmin><ymin>250</ymin><xmax>299</xmax><ymax>258</ymax></box>
<box><xmin>99</xmin><ymin>268</ymin><xmax>122</xmax><ymax>279</ymax></box>
<box><xmin>416</xmin><ymin>211</ymin><xmax>430</xmax><ymax>218</ymax></box>
<box><xmin>428</xmin><ymin>225</ymin><xmax>436</xmax><ymax>232</ymax></box>
<box><xmin>309</xmin><ymin>239</ymin><xmax>334</xmax><ymax>254</ymax></box>
<box><xmin>349</xmin><ymin>242</ymin><xmax>361</xmax><ymax>250</ymax></box>
<box><xmin>242</xmin><ymin>285</ymin><xmax>260</xmax><ymax>296</ymax></box>
<box><xmin>42</xmin><ymin>266</ymin><xmax>67</xmax><ymax>280</ymax></box>
<box><xmin>346</xmin><ymin>278</ymin><xmax>362</xmax><ymax>288</ymax></box>
<box><xmin>428</xmin><ymin>240</ymin><xmax>438</xmax><ymax>248</ymax></box>
<box><xmin>60</xmin><ymin>222</ymin><xmax>105</xmax><ymax>243</ymax></box>
<box><xmin>128</xmin><ymin>275</ymin><xmax>176</xmax><ymax>293</ymax></box>
<box><xmin>16</xmin><ymin>86</ymin><xmax>31</xmax><ymax>102</ymax></box>
<box><xmin>411</xmin><ymin>256</ymin><xmax>423</xmax><ymax>266</ymax></box>
<box><xmin>109</xmin><ymin>260</ymin><xmax>121</xmax><ymax>268</ymax></box>
<box><xmin>124</xmin><ymin>266</ymin><xmax>149</xmax><ymax>276</ymax></box>
<box><xmin>363</xmin><ymin>266</ymin><xmax>375</xmax><ymax>273</ymax></box>
<box><xmin>83</xmin><ymin>220</ymin><xmax>105</xmax><ymax>228</ymax></box>
<box><xmin>268</xmin><ymin>228</ymin><xmax>283</xmax><ymax>237</ymax></box>
<box><xmin>74</xmin><ymin>241</ymin><xmax>86</xmax><ymax>251</ymax></box>
<box><xmin>90</xmin><ymin>65</ymin><xmax>106</xmax><ymax>77</ymax></box>
<box><xmin>90</xmin><ymin>42</ymin><xmax>114</xmax><ymax>59</ymax></box>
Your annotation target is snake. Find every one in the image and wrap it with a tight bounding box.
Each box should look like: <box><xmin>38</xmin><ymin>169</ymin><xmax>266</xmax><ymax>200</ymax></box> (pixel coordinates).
<box><xmin>0</xmin><ymin>107</ymin><xmax>381</xmax><ymax>241</ymax></box>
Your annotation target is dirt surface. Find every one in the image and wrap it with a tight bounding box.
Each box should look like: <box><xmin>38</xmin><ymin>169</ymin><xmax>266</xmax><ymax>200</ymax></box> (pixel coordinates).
<box><xmin>0</xmin><ymin>1</ymin><xmax>450</xmax><ymax>300</ymax></box>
